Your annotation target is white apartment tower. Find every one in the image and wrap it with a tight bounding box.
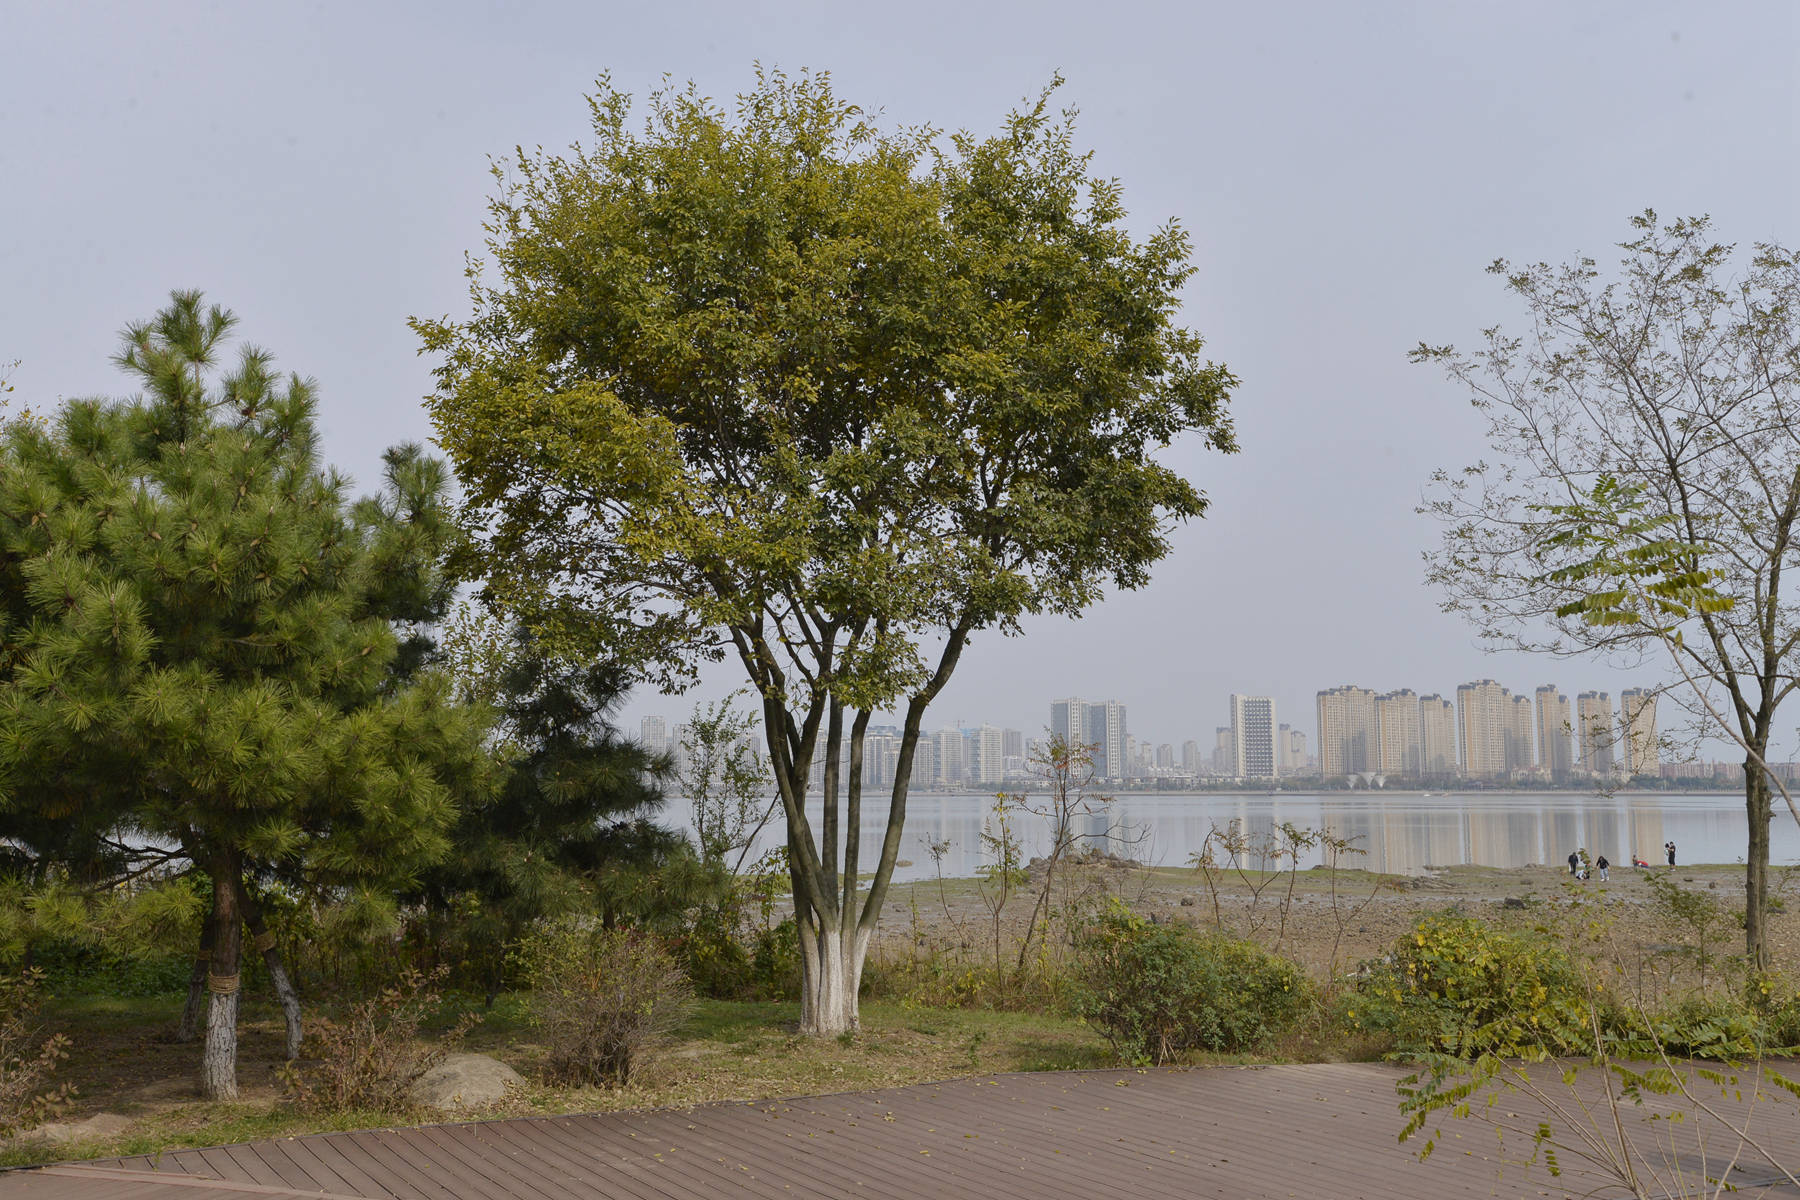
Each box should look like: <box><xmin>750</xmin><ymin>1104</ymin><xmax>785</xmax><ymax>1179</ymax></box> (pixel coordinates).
<box><xmin>974</xmin><ymin>724</ymin><xmax>1005</xmax><ymax>784</ymax></box>
<box><xmin>1050</xmin><ymin>698</ymin><xmax>1087</xmax><ymax>749</ymax></box>
<box><xmin>1420</xmin><ymin>694</ymin><xmax>1457</xmax><ymax>777</ymax></box>
<box><xmin>1508</xmin><ymin>693</ymin><xmax>1537</xmax><ymax>775</ymax></box>
<box><xmin>639</xmin><ymin>715</ymin><xmax>669</xmax><ymax>756</ymax></box>
<box><xmin>1576</xmin><ymin>691</ymin><xmax>1615</xmax><ymax>777</ymax></box>
<box><xmin>1088</xmin><ymin>701</ymin><xmax>1128</xmax><ymax>782</ymax></box>
<box><xmin>1620</xmin><ymin>689</ymin><xmax>1660</xmax><ymax>777</ymax></box>
<box><xmin>1456</xmin><ymin>680</ymin><xmax>1511</xmax><ymax>780</ymax></box>
<box><xmin>1535</xmin><ymin>686</ymin><xmax>1573</xmax><ymax>783</ymax></box>
<box><xmin>1317</xmin><ymin>685</ymin><xmax>1379</xmax><ymax>777</ymax></box>
<box><xmin>1375</xmin><ymin>690</ymin><xmax>1424</xmax><ymax>777</ymax></box>
<box><xmin>1230</xmin><ymin>694</ymin><xmax>1278</xmax><ymax>779</ymax></box>
<box><xmin>1286</xmin><ymin>728</ymin><xmax>1308</xmax><ymax>771</ymax></box>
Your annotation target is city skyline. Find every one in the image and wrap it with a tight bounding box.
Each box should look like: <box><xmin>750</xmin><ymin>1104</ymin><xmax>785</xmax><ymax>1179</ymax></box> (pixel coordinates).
<box><xmin>635</xmin><ymin>675</ymin><xmax>1677</xmax><ymax>787</ymax></box>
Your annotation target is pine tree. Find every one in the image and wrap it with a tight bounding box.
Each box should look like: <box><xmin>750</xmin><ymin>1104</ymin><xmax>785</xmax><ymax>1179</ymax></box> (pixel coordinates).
<box><xmin>0</xmin><ymin>293</ymin><xmax>491</xmax><ymax>1100</ymax></box>
<box><xmin>415</xmin><ymin>630</ymin><xmax>686</xmax><ymax>1003</ymax></box>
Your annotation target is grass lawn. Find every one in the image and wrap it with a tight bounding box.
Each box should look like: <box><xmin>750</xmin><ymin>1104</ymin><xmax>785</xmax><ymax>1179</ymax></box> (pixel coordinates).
<box><xmin>0</xmin><ymin>992</ymin><xmax>1113</xmax><ymax>1169</ymax></box>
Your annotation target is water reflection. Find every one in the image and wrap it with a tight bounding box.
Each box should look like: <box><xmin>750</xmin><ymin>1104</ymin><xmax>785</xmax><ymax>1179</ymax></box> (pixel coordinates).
<box><xmin>661</xmin><ymin>792</ymin><xmax>1798</xmax><ymax>883</ymax></box>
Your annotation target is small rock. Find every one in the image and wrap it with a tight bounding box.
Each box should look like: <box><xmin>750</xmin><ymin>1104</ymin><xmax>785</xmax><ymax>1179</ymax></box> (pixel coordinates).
<box><xmin>28</xmin><ymin>1112</ymin><xmax>134</xmax><ymax>1144</ymax></box>
<box><xmin>409</xmin><ymin>1053</ymin><xmax>524</xmax><ymax>1112</ymax></box>
<box><xmin>1179</xmin><ymin>895</ymin><xmax>1197</xmax><ymax>907</ymax></box>
<box><xmin>1502</xmin><ymin>897</ymin><xmax>1528</xmax><ymax>909</ymax></box>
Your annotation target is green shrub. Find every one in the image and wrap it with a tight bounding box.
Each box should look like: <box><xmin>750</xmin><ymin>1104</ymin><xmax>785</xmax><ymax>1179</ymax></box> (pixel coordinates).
<box><xmin>682</xmin><ymin>916</ymin><xmax>799</xmax><ymax>1002</ymax></box>
<box><xmin>1351</xmin><ymin>916</ymin><xmax>1590</xmax><ymax>1058</ymax></box>
<box><xmin>1071</xmin><ymin>902</ymin><xmax>1310</xmax><ymax>1065</ymax></box>
<box><xmin>518</xmin><ymin>922</ymin><xmax>692</xmax><ymax>1086</ymax></box>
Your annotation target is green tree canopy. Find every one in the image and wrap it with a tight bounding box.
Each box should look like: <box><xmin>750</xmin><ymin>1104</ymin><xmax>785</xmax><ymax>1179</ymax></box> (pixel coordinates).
<box><xmin>0</xmin><ymin>292</ymin><xmax>491</xmax><ymax>1097</ymax></box>
<box><xmin>418</xmin><ymin>71</ymin><xmax>1236</xmax><ymax>1033</ymax></box>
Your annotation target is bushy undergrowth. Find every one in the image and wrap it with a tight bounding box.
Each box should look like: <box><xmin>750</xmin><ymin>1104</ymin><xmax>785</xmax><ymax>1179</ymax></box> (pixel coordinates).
<box><xmin>518</xmin><ymin>922</ymin><xmax>692</xmax><ymax>1087</ymax></box>
<box><xmin>1348</xmin><ymin>916</ymin><xmax>1592</xmax><ymax>1058</ymax></box>
<box><xmin>1070</xmin><ymin>901</ymin><xmax>1311</xmax><ymax>1065</ymax></box>
<box><xmin>682</xmin><ymin>916</ymin><xmax>800</xmax><ymax>1002</ymax></box>
<box><xmin>282</xmin><ymin>967</ymin><xmax>475</xmax><ymax>1114</ymax></box>
<box><xmin>0</xmin><ymin>970</ymin><xmax>72</xmax><ymax>1136</ymax></box>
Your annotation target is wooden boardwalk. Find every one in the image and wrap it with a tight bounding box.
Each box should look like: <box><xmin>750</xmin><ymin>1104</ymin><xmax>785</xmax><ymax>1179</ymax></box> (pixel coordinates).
<box><xmin>4</xmin><ymin>1063</ymin><xmax>1797</xmax><ymax>1199</ymax></box>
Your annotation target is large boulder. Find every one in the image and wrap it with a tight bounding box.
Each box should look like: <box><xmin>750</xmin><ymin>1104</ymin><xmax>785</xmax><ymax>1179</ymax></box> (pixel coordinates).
<box><xmin>409</xmin><ymin>1053</ymin><xmax>524</xmax><ymax>1113</ymax></box>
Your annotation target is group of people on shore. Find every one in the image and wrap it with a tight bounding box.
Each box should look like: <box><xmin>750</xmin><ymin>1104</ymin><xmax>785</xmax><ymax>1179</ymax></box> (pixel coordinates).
<box><xmin>1567</xmin><ymin>841</ymin><xmax>1677</xmax><ymax>881</ymax></box>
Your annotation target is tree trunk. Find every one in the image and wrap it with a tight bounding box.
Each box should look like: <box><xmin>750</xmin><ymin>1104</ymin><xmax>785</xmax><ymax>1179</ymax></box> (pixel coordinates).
<box><xmin>201</xmin><ymin>856</ymin><xmax>243</xmax><ymax>1102</ymax></box>
<box><xmin>237</xmin><ymin>883</ymin><xmax>303</xmax><ymax>1060</ymax></box>
<box><xmin>177</xmin><ymin>899</ymin><xmax>216</xmax><ymax>1043</ymax></box>
<box><xmin>1745</xmin><ymin>761</ymin><xmax>1772</xmax><ymax>971</ymax></box>
<box><xmin>799</xmin><ymin>917</ymin><xmax>867</xmax><ymax>1036</ymax></box>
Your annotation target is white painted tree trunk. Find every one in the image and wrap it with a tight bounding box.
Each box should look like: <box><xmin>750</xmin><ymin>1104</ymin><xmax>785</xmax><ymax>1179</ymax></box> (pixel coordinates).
<box><xmin>799</xmin><ymin>925</ymin><xmax>870</xmax><ymax>1037</ymax></box>
<box><xmin>199</xmin><ymin>858</ymin><xmax>242</xmax><ymax>1102</ymax></box>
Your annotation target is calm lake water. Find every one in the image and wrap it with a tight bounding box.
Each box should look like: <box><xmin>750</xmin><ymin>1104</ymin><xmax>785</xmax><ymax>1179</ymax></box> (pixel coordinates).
<box><xmin>666</xmin><ymin>791</ymin><xmax>1800</xmax><ymax>882</ymax></box>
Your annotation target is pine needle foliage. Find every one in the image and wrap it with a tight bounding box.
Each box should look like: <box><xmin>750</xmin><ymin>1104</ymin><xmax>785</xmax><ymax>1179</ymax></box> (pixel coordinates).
<box><xmin>0</xmin><ymin>291</ymin><xmax>492</xmax><ymax>1099</ymax></box>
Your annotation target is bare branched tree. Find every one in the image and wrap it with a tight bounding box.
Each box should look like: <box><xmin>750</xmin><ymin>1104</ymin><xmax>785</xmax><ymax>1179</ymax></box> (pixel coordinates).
<box><xmin>1417</xmin><ymin>212</ymin><xmax>1800</xmax><ymax>967</ymax></box>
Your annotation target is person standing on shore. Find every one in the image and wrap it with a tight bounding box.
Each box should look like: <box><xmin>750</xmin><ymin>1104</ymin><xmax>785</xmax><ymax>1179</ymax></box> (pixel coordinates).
<box><xmin>1568</xmin><ymin>850</ymin><xmax>1580</xmax><ymax>878</ymax></box>
<box><xmin>1596</xmin><ymin>854</ymin><xmax>1610</xmax><ymax>882</ymax></box>
<box><xmin>1666</xmin><ymin>841</ymin><xmax>1677</xmax><ymax>867</ymax></box>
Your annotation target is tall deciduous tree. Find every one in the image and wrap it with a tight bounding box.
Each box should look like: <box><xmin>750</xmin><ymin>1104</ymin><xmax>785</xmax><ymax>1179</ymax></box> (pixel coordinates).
<box><xmin>0</xmin><ymin>293</ymin><xmax>490</xmax><ymax>1097</ymax></box>
<box><xmin>1417</xmin><ymin>213</ymin><xmax>1800</xmax><ymax>968</ymax></box>
<box><xmin>418</xmin><ymin>72</ymin><xmax>1236</xmax><ymax>1033</ymax></box>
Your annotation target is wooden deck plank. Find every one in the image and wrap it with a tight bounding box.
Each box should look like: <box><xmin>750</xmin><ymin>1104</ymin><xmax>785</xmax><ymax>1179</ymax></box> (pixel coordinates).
<box><xmin>504</xmin><ymin>1115</ymin><xmax>756</xmax><ymax>1200</ymax></box>
<box><xmin>13</xmin><ymin>1062</ymin><xmax>1796</xmax><ymax>1200</ymax></box>
<box><xmin>613</xmin><ymin>1105</ymin><xmax>947</xmax><ymax>1199</ymax></box>
<box><xmin>402</xmin><ymin>1126</ymin><xmax>562</xmax><ymax>1200</ymax></box>
<box><xmin>280</xmin><ymin>1136</ymin><xmax>407</xmax><ymax>1200</ymax></box>
<box><xmin>470</xmin><ymin>1117</ymin><xmax>671</xmax><ymax>1200</ymax></box>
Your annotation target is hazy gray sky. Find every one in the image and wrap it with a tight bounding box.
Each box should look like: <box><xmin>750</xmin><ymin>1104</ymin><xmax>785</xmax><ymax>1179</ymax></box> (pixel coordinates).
<box><xmin>5</xmin><ymin>2</ymin><xmax>1796</xmax><ymax>752</ymax></box>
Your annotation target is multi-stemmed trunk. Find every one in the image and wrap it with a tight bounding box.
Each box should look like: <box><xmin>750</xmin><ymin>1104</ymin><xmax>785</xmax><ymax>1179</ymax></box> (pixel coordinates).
<box><xmin>758</xmin><ymin>624</ymin><xmax>970</xmax><ymax>1038</ymax></box>
<box><xmin>189</xmin><ymin>856</ymin><xmax>307</xmax><ymax>1100</ymax></box>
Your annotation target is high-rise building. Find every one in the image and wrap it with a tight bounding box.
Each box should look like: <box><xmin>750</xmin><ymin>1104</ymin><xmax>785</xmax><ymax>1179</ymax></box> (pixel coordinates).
<box><xmin>1508</xmin><ymin>693</ymin><xmax>1536</xmax><ymax>775</ymax></box>
<box><xmin>1087</xmin><ymin>701</ymin><xmax>1128</xmax><ymax>781</ymax></box>
<box><xmin>1286</xmin><ymin>728</ymin><xmax>1308</xmax><ymax>772</ymax></box>
<box><xmin>640</xmin><ymin>716</ymin><xmax>669</xmax><ymax>755</ymax></box>
<box><xmin>961</xmin><ymin>724</ymin><xmax>999</xmax><ymax>784</ymax></box>
<box><xmin>1050</xmin><ymin>698</ymin><xmax>1088</xmax><ymax>750</ymax></box>
<box><xmin>1375</xmin><ymin>690</ymin><xmax>1423</xmax><ymax>777</ymax></box>
<box><xmin>1317</xmin><ymin>685</ymin><xmax>1379</xmax><ymax>777</ymax></box>
<box><xmin>1181</xmin><ymin>739</ymin><xmax>1201</xmax><ymax>772</ymax></box>
<box><xmin>931</xmin><ymin>727</ymin><xmax>966</xmax><ymax>787</ymax></box>
<box><xmin>1576</xmin><ymin>691</ymin><xmax>1615</xmax><ymax>777</ymax></box>
<box><xmin>1002</xmin><ymin>728</ymin><xmax>1025</xmax><ymax>761</ymax></box>
<box><xmin>1620</xmin><ymin>689</ymin><xmax>1660</xmax><ymax>777</ymax></box>
<box><xmin>1456</xmin><ymin>680</ymin><xmax>1511</xmax><ymax>780</ymax></box>
<box><xmin>1420</xmin><ymin>695</ymin><xmax>1457</xmax><ymax>777</ymax></box>
<box><xmin>1535</xmin><ymin>686</ymin><xmax>1573</xmax><ymax>783</ymax></box>
<box><xmin>1230</xmin><ymin>694</ymin><xmax>1278</xmax><ymax>779</ymax></box>
<box><xmin>1155</xmin><ymin>742</ymin><xmax>1175</xmax><ymax>770</ymax></box>
<box><xmin>1211</xmin><ymin>726</ymin><xmax>1234</xmax><ymax>774</ymax></box>
<box><xmin>911</xmin><ymin>736</ymin><xmax>937</xmax><ymax>788</ymax></box>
